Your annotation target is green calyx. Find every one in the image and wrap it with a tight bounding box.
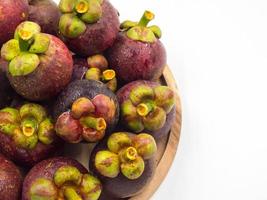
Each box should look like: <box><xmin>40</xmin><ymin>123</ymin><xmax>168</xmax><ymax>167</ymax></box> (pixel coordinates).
<box><xmin>95</xmin><ymin>132</ymin><xmax>157</xmax><ymax>180</ymax></box>
<box><xmin>121</xmin><ymin>85</ymin><xmax>175</xmax><ymax>133</ymax></box>
<box><xmin>121</xmin><ymin>10</ymin><xmax>162</xmax><ymax>43</ymax></box>
<box><xmin>30</xmin><ymin>167</ymin><xmax>102</xmax><ymax>200</ymax></box>
<box><xmin>59</xmin><ymin>0</ymin><xmax>103</xmax><ymax>38</ymax></box>
<box><xmin>56</xmin><ymin>95</ymin><xmax>113</xmax><ymax>143</ymax></box>
<box><xmin>1</xmin><ymin>21</ymin><xmax>50</xmax><ymax>77</ymax></box>
<box><xmin>0</xmin><ymin>103</ymin><xmax>55</xmax><ymax>150</ymax></box>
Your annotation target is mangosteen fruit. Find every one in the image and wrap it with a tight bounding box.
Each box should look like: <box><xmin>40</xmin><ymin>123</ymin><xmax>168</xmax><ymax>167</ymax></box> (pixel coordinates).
<box><xmin>0</xmin><ymin>103</ymin><xmax>63</xmax><ymax>167</ymax></box>
<box><xmin>22</xmin><ymin>157</ymin><xmax>102</xmax><ymax>200</ymax></box>
<box><xmin>0</xmin><ymin>0</ymin><xmax>29</xmax><ymax>46</ymax></box>
<box><xmin>58</xmin><ymin>0</ymin><xmax>120</xmax><ymax>56</ymax></box>
<box><xmin>116</xmin><ymin>80</ymin><xmax>176</xmax><ymax>140</ymax></box>
<box><xmin>28</xmin><ymin>0</ymin><xmax>61</xmax><ymax>35</ymax></box>
<box><xmin>0</xmin><ymin>154</ymin><xmax>22</xmax><ymax>200</ymax></box>
<box><xmin>72</xmin><ymin>54</ymin><xmax>117</xmax><ymax>92</ymax></box>
<box><xmin>1</xmin><ymin>21</ymin><xmax>73</xmax><ymax>101</ymax></box>
<box><xmin>0</xmin><ymin>59</ymin><xmax>14</xmax><ymax>109</ymax></box>
<box><xmin>106</xmin><ymin>10</ymin><xmax>167</xmax><ymax>83</ymax></box>
<box><xmin>53</xmin><ymin>80</ymin><xmax>119</xmax><ymax>143</ymax></box>
<box><xmin>89</xmin><ymin>132</ymin><xmax>157</xmax><ymax>198</ymax></box>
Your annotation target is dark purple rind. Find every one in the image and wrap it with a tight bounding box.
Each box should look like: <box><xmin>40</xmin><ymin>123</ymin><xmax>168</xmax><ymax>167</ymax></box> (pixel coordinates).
<box><xmin>0</xmin><ymin>59</ymin><xmax>14</xmax><ymax>109</ymax></box>
<box><xmin>116</xmin><ymin>80</ymin><xmax>175</xmax><ymax>140</ymax></box>
<box><xmin>0</xmin><ymin>154</ymin><xmax>22</xmax><ymax>200</ymax></box>
<box><xmin>0</xmin><ymin>0</ymin><xmax>29</xmax><ymax>46</ymax></box>
<box><xmin>22</xmin><ymin>157</ymin><xmax>88</xmax><ymax>200</ymax></box>
<box><xmin>63</xmin><ymin>0</ymin><xmax>120</xmax><ymax>56</ymax></box>
<box><xmin>89</xmin><ymin>133</ymin><xmax>156</xmax><ymax>199</ymax></box>
<box><xmin>71</xmin><ymin>56</ymin><xmax>88</xmax><ymax>81</ymax></box>
<box><xmin>106</xmin><ymin>33</ymin><xmax>167</xmax><ymax>83</ymax></box>
<box><xmin>53</xmin><ymin>80</ymin><xmax>120</xmax><ymax>134</ymax></box>
<box><xmin>0</xmin><ymin>132</ymin><xmax>64</xmax><ymax>167</ymax></box>
<box><xmin>7</xmin><ymin>34</ymin><xmax>73</xmax><ymax>101</ymax></box>
<box><xmin>28</xmin><ymin>0</ymin><xmax>61</xmax><ymax>35</ymax></box>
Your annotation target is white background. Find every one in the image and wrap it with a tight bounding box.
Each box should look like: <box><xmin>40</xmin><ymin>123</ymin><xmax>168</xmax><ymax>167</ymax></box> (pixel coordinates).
<box><xmin>54</xmin><ymin>0</ymin><xmax>267</xmax><ymax>199</ymax></box>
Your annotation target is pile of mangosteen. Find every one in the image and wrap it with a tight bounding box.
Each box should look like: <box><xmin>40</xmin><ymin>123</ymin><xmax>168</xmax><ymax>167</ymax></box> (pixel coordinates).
<box><xmin>0</xmin><ymin>0</ymin><xmax>176</xmax><ymax>199</ymax></box>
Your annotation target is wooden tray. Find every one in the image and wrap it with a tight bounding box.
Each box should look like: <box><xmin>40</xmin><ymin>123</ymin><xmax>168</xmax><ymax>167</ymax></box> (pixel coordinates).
<box><xmin>63</xmin><ymin>66</ymin><xmax>182</xmax><ymax>200</ymax></box>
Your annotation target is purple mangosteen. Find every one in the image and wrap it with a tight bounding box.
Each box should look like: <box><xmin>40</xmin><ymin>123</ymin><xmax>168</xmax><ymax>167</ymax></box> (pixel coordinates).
<box><xmin>22</xmin><ymin>157</ymin><xmax>102</xmax><ymax>200</ymax></box>
<box><xmin>53</xmin><ymin>80</ymin><xmax>120</xmax><ymax>143</ymax></box>
<box><xmin>58</xmin><ymin>0</ymin><xmax>120</xmax><ymax>56</ymax></box>
<box><xmin>1</xmin><ymin>21</ymin><xmax>73</xmax><ymax>101</ymax></box>
<box><xmin>0</xmin><ymin>154</ymin><xmax>22</xmax><ymax>200</ymax></box>
<box><xmin>116</xmin><ymin>80</ymin><xmax>176</xmax><ymax>140</ymax></box>
<box><xmin>0</xmin><ymin>0</ymin><xmax>29</xmax><ymax>46</ymax></box>
<box><xmin>0</xmin><ymin>103</ymin><xmax>63</xmax><ymax>167</ymax></box>
<box><xmin>106</xmin><ymin>11</ymin><xmax>167</xmax><ymax>83</ymax></box>
<box><xmin>28</xmin><ymin>0</ymin><xmax>61</xmax><ymax>35</ymax></box>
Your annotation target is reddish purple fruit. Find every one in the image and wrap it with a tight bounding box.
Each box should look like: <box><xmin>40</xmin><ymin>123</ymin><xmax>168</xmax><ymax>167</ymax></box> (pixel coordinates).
<box><xmin>0</xmin><ymin>154</ymin><xmax>22</xmax><ymax>200</ymax></box>
<box><xmin>106</xmin><ymin>10</ymin><xmax>167</xmax><ymax>83</ymax></box>
<box><xmin>0</xmin><ymin>0</ymin><xmax>29</xmax><ymax>46</ymax></box>
<box><xmin>28</xmin><ymin>0</ymin><xmax>61</xmax><ymax>35</ymax></box>
<box><xmin>0</xmin><ymin>103</ymin><xmax>63</xmax><ymax>167</ymax></box>
<box><xmin>90</xmin><ymin>132</ymin><xmax>157</xmax><ymax>198</ymax></box>
<box><xmin>0</xmin><ymin>59</ymin><xmax>14</xmax><ymax>109</ymax></box>
<box><xmin>53</xmin><ymin>80</ymin><xmax>120</xmax><ymax>143</ymax></box>
<box><xmin>117</xmin><ymin>80</ymin><xmax>176</xmax><ymax>139</ymax></box>
<box><xmin>1</xmin><ymin>21</ymin><xmax>73</xmax><ymax>101</ymax></box>
<box><xmin>58</xmin><ymin>0</ymin><xmax>120</xmax><ymax>56</ymax></box>
<box><xmin>22</xmin><ymin>157</ymin><xmax>102</xmax><ymax>200</ymax></box>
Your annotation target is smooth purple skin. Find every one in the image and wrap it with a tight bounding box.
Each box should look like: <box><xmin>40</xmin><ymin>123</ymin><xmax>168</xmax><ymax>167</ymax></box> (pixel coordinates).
<box><xmin>0</xmin><ymin>0</ymin><xmax>29</xmax><ymax>46</ymax></box>
<box><xmin>0</xmin><ymin>59</ymin><xmax>14</xmax><ymax>109</ymax></box>
<box><xmin>71</xmin><ymin>56</ymin><xmax>88</xmax><ymax>81</ymax></box>
<box><xmin>0</xmin><ymin>154</ymin><xmax>22</xmax><ymax>200</ymax></box>
<box><xmin>63</xmin><ymin>0</ymin><xmax>120</xmax><ymax>56</ymax></box>
<box><xmin>89</xmin><ymin>133</ymin><xmax>156</xmax><ymax>199</ymax></box>
<box><xmin>106</xmin><ymin>33</ymin><xmax>167</xmax><ymax>83</ymax></box>
<box><xmin>28</xmin><ymin>0</ymin><xmax>61</xmax><ymax>35</ymax></box>
<box><xmin>0</xmin><ymin>130</ymin><xmax>63</xmax><ymax>167</ymax></box>
<box><xmin>22</xmin><ymin>157</ymin><xmax>88</xmax><ymax>200</ymax></box>
<box><xmin>116</xmin><ymin>80</ymin><xmax>175</xmax><ymax>140</ymax></box>
<box><xmin>7</xmin><ymin>34</ymin><xmax>74</xmax><ymax>101</ymax></box>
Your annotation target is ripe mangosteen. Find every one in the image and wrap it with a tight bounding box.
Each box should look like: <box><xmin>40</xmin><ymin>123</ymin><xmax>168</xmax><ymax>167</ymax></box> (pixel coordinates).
<box><xmin>0</xmin><ymin>103</ymin><xmax>63</xmax><ymax>167</ymax></box>
<box><xmin>0</xmin><ymin>154</ymin><xmax>22</xmax><ymax>200</ymax></box>
<box><xmin>89</xmin><ymin>132</ymin><xmax>157</xmax><ymax>198</ymax></box>
<box><xmin>28</xmin><ymin>0</ymin><xmax>61</xmax><ymax>35</ymax></box>
<box><xmin>116</xmin><ymin>80</ymin><xmax>176</xmax><ymax>140</ymax></box>
<box><xmin>1</xmin><ymin>21</ymin><xmax>73</xmax><ymax>101</ymax></box>
<box><xmin>72</xmin><ymin>54</ymin><xmax>117</xmax><ymax>92</ymax></box>
<box><xmin>58</xmin><ymin>0</ymin><xmax>120</xmax><ymax>56</ymax></box>
<box><xmin>53</xmin><ymin>80</ymin><xmax>119</xmax><ymax>143</ymax></box>
<box><xmin>0</xmin><ymin>59</ymin><xmax>14</xmax><ymax>109</ymax></box>
<box><xmin>0</xmin><ymin>0</ymin><xmax>29</xmax><ymax>46</ymax></box>
<box><xmin>106</xmin><ymin>10</ymin><xmax>167</xmax><ymax>83</ymax></box>
<box><xmin>22</xmin><ymin>157</ymin><xmax>102</xmax><ymax>200</ymax></box>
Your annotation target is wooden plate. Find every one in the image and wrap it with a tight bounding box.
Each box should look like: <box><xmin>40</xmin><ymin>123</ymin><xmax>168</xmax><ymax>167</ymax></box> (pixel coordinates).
<box><xmin>63</xmin><ymin>66</ymin><xmax>182</xmax><ymax>200</ymax></box>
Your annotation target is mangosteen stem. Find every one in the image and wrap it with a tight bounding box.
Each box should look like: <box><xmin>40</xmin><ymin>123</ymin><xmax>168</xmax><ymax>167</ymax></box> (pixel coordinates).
<box><xmin>64</xmin><ymin>187</ymin><xmax>82</xmax><ymax>200</ymax></box>
<box><xmin>21</xmin><ymin>117</ymin><xmax>38</xmax><ymax>137</ymax></box>
<box><xmin>138</xmin><ymin>10</ymin><xmax>155</xmax><ymax>27</ymax></box>
<box><xmin>120</xmin><ymin>147</ymin><xmax>138</xmax><ymax>161</ymax></box>
<box><xmin>136</xmin><ymin>102</ymin><xmax>154</xmax><ymax>117</ymax></box>
<box><xmin>75</xmin><ymin>0</ymin><xmax>89</xmax><ymax>14</ymax></box>
<box><xmin>102</xmin><ymin>69</ymin><xmax>116</xmax><ymax>81</ymax></box>
<box><xmin>80</xmin><ymin>116</ymin><xmax>107</xmax><ymax>131</ymax></box>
